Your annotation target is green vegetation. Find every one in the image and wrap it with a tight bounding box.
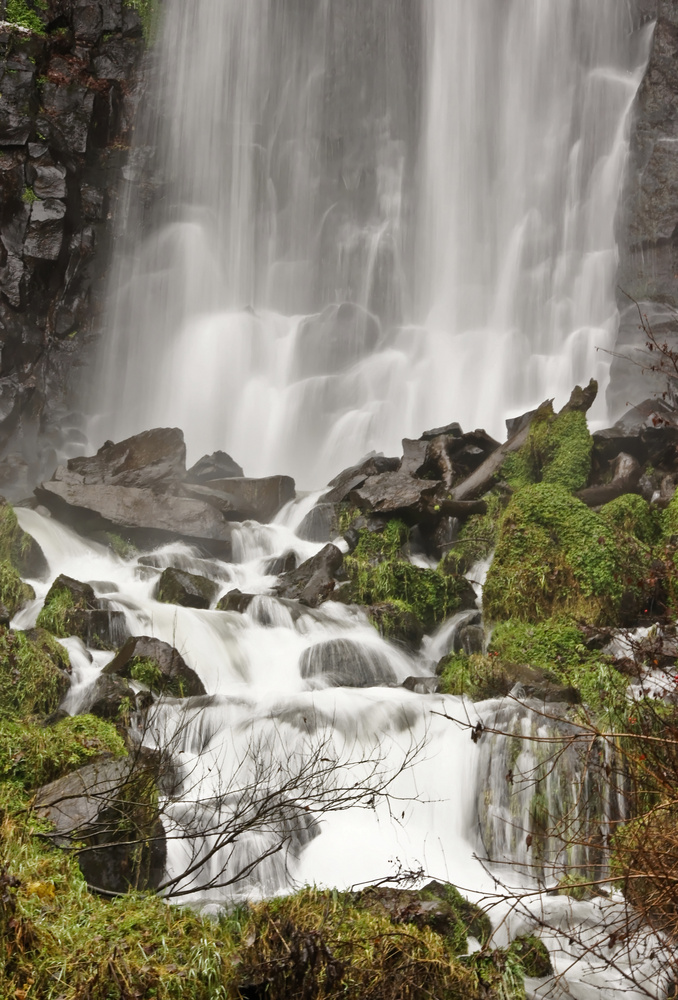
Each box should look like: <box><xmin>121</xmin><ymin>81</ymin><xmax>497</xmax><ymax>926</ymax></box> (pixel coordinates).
<box><xmin>503</xmin><ymin>405</ymin><xmax>593</xmax><ymax>494</ymax></box>
<box><xmin>0</xmin><ymin>628</ymin><xmax>69</xmax><ymax>720</ymax></box>
<box><xmin>438</xmin><ymin>652</ymin><xmax>511</xmax><ymax>700</ymax></box>
<box><xmin>5</xmin><ymin>0</ymin><xmax>46</xmax><ymax>34</ymax></box>
<box><xmin>21</xmin><ymin>185</ymin><xmax>38</xmax><ymax>204</ymax></box>
<box><xmin>124</xmin><ymin>0</ymin><xmax>157</xmax><ymax>39</ymax></box>
<box><xmin>0</xmin><ymin>714</ymin><xmax>125</xmax><ymax>789</ymax></box>
<box><xmin>129</xmin><ymin>656</ymin><xmax>186</xmax><ymax>697</ymax></box>
<box><xmin>35</xmin><ymin>586</ymin><xmax>75</xmax><ymax>637</ymax></box>
<box><xmin>0</xmin><ymin>502</ymin><xmax>39</xmax><ymax>574</ymax></box>
<box><xmin>439</xmin><ymin>491</ymin><xmax>505</xmax><ymax>576</ymax></box>
<box><xmin>102</xmin><ymin>531</ymin><xmax>138</xmax><ymax>560</ymax></box>
<box><xmin>0</xmin><ymin>559</ymin><xmax>34</xmax><ymax>615</ymax></box>
<box><xmin>489</xmin><ymin>620</ymin><xmax>586</xmax><ymax>673</ymax></box>
<box><xmin>600</xmin><ymin>494</ymin><xmax>660</xmax><ymax>545</ymax></box>
<box><xmin>483</xmin><ymin>483</ymin><xmax>636</xmax><ymax>625</ymax></box>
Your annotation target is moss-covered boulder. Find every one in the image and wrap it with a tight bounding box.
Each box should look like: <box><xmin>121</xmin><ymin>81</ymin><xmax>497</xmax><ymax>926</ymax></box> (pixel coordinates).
<box><xmin>0</xmin><ymin>714</ymin><xmax>126</xmax><ymax>789</ymax></box>
<box><xmin>0</xmin><ymin>501</ymin><xmax>47</xmax><ymax>578</ymax></box>
<box><xmin>0</xmin><ymin>627</ymin><xmax>70</xmax><ymax>719</ymax></box>
<box><xmin>103</xmin><ymin>635</ymin><xmax>206</xmax><ymax>697</ymax></box>
<box><xmin>503</xmin><ymin>402</ymin><xmax>593</xmax><ymax>494</ymax></box>
<box><xmin>155</xmin><ymin>567</ymin><xmax>218</xmax><ymax>609</ymax></box>
<box><xmin>483</xmin><ymin>483</ymin><xmax>648</xmax><ymax>626</ymax></box>
<box><xmin>0</xmin><ymin>560</ymin><xmax>34</xmax><ymax>617</ymax></box>
<box><xmin>36</xmin><ymin>574</ymin><xmax>129</xmax><ymax>650</ymax></box>
<box><xmin>366</xmin><ymin>600</ymin><xmax>424</xmax><ymax>650</ymax></box>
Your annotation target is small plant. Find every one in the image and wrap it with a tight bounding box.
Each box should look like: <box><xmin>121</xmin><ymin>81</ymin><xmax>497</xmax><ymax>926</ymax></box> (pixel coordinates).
<box><xmin>5</xmin><ymin>0</ymin><xmax>46</xmax><ymax>34</ymax></box>
<box><xmin>21</xmin><ymin>186</ymin><xmax>38</xmax><ymax>204</ymax></box>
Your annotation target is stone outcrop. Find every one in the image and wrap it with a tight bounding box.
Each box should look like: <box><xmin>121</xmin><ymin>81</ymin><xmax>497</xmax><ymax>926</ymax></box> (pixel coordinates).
<box><xmin>103</xmin><ymin>634</ymin><xmax>205</xmax><ymax>697</ymax></box>
<box><xmin>0</xmin><ymin>1</ymin><xmax>148</xmax><ymax>487</ymax></box>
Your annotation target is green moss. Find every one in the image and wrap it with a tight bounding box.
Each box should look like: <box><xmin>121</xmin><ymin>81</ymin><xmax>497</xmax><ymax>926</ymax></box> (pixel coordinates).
<box><xmin>662</xmin><ymin>489</ymin><xmax>678</xmax><ymax>538</ymax></box>
<box><xmin>351</xmin><ymin>519</ymin><xmax>410</xmax><ymax>562</ymax></box>
<box><xmin>556</xmin><ymin>873</ymin><xmax>595</xmax><ymax>902</ymax></box>
<box><xmin>0</xmin><ymin>628</ymin><xmax>69</xmax><ymax>720</ymax></box>
<box><xmin>0</xmin><ymin>714</ymin><xmax>126</xmax><ymax>789</ymax></box>
<box><xmin>601</xmin><ymin>494</ymin><xmax>660</xmax><ymax>545</ymax></box>
<box><xmin>421</xmin><ymin>881</ymin><xmax>492</xmax><ymax>947</ymax></box>
<box><xmin>0</xmin><ymin>503</ymin><xmax>39</xmax><ymax>575</ymax></box>
<box><xmin>503</xmin><ymin>406</ymin><xmax>593</xmax><ymax>494</ymax></box>
<box><xmin>0</xmin><ymin>559</ymin><xmax>34</xmax><ymax>615</ymax></box>
<box><xmin>489</xmin><ymin>620</ymin><xmax>586</xmax><ymax>672</ymax></box>
<box><xmin>103</xmin><ymin>532</ymin><xmax>138</xmax><ymax>560</ymax></box>
<box><xmin>440</xmin><ymin>491</ymin><xmax>505</xmax><ymax>576</ymax></box>
<box><xmin>506</xmin><ymin>935</ymin><xmax>552</xmax><ymax>978</ymax></box>
<box><xmin>35</xmin><ymin>586</ymin><xmax>75</xmax><ymax>637</ymax></box>
<box><xmin>5</xmin><ymin>0</ymin><xmax>46</xmax><ymax>33</ymax></box>
<box><xmin>129</xmin><ymin>656</ymin><xmax>186</xmax><ymax>697</ymax></box>
<box><xmin>483</xmin><ymin>483</ymin><xmax>632</xmax><ymax>625</ymax></box>
<box><xmin>346</xmin><ymin>558</ymin><xmax>470</xmax><ymax>631</ymax></box>
<box><xmin>438</xmin><ymin>652</ymin><xmax>509</xmax><ymax>700</ymax></box>
<box><xmin>21</xmin><ymin>185</ymin><xmax>38</xmax><ymax>203</ymax></box>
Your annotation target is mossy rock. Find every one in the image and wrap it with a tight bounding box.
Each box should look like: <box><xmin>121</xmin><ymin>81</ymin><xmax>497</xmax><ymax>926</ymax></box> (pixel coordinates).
<box><xmin>0</xmin><ymin>559</ymin><xmax>34</xmax><ymax>616</ymax></box>
<box><xmin>36</xmin><ymin>575</ymin><xmax>129</xmax><ymax>650</ymax></box>
<box><xmin>0</xmin><ymin>714</ymin><xmax>126</xmax><ymax>789</ymax></box>
<box><xmin>506</xmin><ymin>935</ymin><xmax>552</xmax><ymax>978</ymax></box>
<box><xmin>439</xmin><ymin>491</ymin><xmax>506</xmax><ymax>577</ymax></box>
<box><xmin>366</xmin><ymin>600</ymin><xmax>424</xmax><ymax>650</ymax></box>
<box><xmin>601</xmin><ymin>494</ymin><xmax>660</xmax><ymax>545</ymax></box>
<box><xmin>483</xmin><ymin>483</ymin><xmax>647</xmax><ymax>626</ymax></box>
<box><xmin>489</xmin><ymin>620</ymin><xmax>586</xmax><ymax>672</ymax></box>
<box><xmin>0</xmin><ymin>502</ymin><xmax>46</xmax><ymax>578</ymax></box>
<box><xmin>503</xmin><ymin>404</ymin><xmax>593</xmax><ymax>493</ymax></box>
<box><xmin>0</xmin><ymin>627</ymin><xmax>70</xmax><ymax>720</ymax></box>
<box><xmin>438</xmin><ymin>652</ymin><xmax>512</xmax><ymax>700</ymax></box>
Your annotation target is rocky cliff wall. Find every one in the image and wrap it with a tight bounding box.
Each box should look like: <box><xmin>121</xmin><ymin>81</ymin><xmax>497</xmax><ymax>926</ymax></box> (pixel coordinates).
<box><xmin>0</xmin><ymin>0</ymin><xmax>147</xmax><ymax>495</ymax></box>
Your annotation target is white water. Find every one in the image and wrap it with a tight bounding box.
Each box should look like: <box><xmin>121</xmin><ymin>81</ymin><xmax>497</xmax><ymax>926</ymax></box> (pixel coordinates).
<box><xmin>16</xmin><ymin>506</ymin><xmax>670</xmax><ymax>998</ymax></box>
<box><xmin>92</xmin><ymin>1</ymin><xmax>652</xmax><ymax>489</ymax></box>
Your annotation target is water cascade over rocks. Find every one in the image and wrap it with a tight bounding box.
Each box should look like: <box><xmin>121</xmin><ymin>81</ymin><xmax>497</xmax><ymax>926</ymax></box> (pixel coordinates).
<box><xmin>16</xmin><ymin>394</ymin><xmax>678</xmax><ymax>997</ymax></box>
<box><xmin>93</xmin><ymin>1</ymin><xmax>653</xmax><ymax>488</ymax></box>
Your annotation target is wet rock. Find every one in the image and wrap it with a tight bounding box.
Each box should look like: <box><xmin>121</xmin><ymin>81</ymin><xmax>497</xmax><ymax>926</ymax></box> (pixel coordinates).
<box><xmin>577</xmin><ymin>452</ymin><xmax>642</xmax><ymax>506</ymax></box>
<box><xmin>367</xmin><ymin>601</ymin><xmax>424</xmax><ymax>651</ymax></box>
<box><xmin>402</xmin><ymin>676</ymin><xmax>441</xmax><ymax>694</ymax></box>
<box><xmin>155</xmin><ymin>567</ymin><xmax>218</xmax><ymax>610</ymax></box>
<box><xmin>187</xmin><ymin>475</ymin><xmax>296</xmax><ymax>523</ymax></box>
<box><xmin>320</xmin><ymin>454</ymin><xmax>400</xmax><ymax>504</ymax></box>
<box><xmin>187</xmin><ymin>450</ymin><xmax>244</xmax><ymax>482</ymax></box>
<box><xmin>37</xmin><ymin>573</ymin><xmax>130</xmax><ymax>650</ymax></box>
<box><xmin>66</xmin><ymin>428</ymin><xmax>187</xmax><ymax>488</ymax></box>
<box><xmin>34</xmin><ymin>754</ymin><xmax>166</xmax><ymax>893</ymax></box>
<box><xmin>104</xmin><ymin>635</ymin><xmax>205</xmax><ymax>697</ymax></box>
<box><xmin>263</xmin><ymin>551</ymin><xmax>297</xmax><ymax>576</ymax></box>
<box><xmin>300</xmin><ymin>638</ymin><xmax>396</xmax><ymax>687</ymax></box>
<box><xmin>349</xmin><ymin>473</ymin><xmax>440</xmax><ymax>517</ymax></box>
<box><xmin>274</xmin><ymin>543</ymin><xmax>343</xmax><ymax>607</ymax></box>
<box><xmin>85</xmin><ymin>672</ymin><xmax>137</xmax><ymax>720</ymax></box>
<box><xmin>296</xmin><ymin>502</ymin><xmax>339</xmax><ymax>543</ymax></box>
<box><xmin>456</xmin><ymin>624</ymin><xmax>484</xmax><ymax>656</ymax></box>
<box><xmin>293</xmin><ymin>301</ymin><xmax>381</xmax><ymax>378</ymax></box>
<box><xmin>34</xmin><ymin>481</ymin><xmax>233</xmax><ymax>555</ymax></box>
<box><xmin>216</xmin><ymin>589</ymin><xmax>255</xmax><ymax>613</ymax></box>
<box><xmin>418</xmin><ymin>428</ymin><xmax>500</xmax><ymax>488</ymax></box>
<box><xmin>27</xmin><ymin>163</ymin><xmax>67</xmax><ymax>200</ymax></box>
<box><xmin>23</xmin><ymin>198</ymin><xmax>66</xmax><ymax>261</ymax></box>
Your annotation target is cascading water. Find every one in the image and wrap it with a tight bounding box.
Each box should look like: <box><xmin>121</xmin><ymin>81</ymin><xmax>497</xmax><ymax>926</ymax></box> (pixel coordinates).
<box><xmin>39</xmin><ymin>1</ymin><xmax>673</xmax><ymax>995</ymax></box>
<box><xmin>14</xmin><ymin>505</ymin><xmax>668</xmax><ymax>998</ymax></box>
<box><xmin>92</xmin><ymin>1</ymin><xmax>652</xmax><ymax>489</ymax></box>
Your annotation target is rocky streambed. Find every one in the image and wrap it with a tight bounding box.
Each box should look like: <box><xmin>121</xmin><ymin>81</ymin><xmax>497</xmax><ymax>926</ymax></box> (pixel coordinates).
<box><xmin>0</xmin><ymin>380</ymin><xmax>677</xmax><ymax>997</ymax></box>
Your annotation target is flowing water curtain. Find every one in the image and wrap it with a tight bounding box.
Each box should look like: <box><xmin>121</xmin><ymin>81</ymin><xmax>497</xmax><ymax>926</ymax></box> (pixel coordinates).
<box><xmin>95</xmin><ymin>0</ymin><xmax>650</xmax><ymax>488</ymax></box>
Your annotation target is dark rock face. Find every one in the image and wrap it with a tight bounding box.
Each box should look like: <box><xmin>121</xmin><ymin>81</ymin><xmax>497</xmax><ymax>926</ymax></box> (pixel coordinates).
<box><xmin>84</xmin><ymin>672</ymin><xmax>137</xmax><ymax>719</ymax></box>
<box><xmin>0</xmin><ymin>6</ymin><xmax>147</xmax><ymax>484</ymax></box>
<box><xmin>183</xmin><ymin>475</ymin><xmax>296</xmax><ymax>523</ymax></box>
<box><xmin>155</xmin><ymin>567</ymin><xmax>218</xmax><ymax>610</ymax></box>
<box><xmin>274</xmin><ymin>543</ymin><xmax>343</xmax><ymax>607</ymax></box>
<box><xmin>613</xmin><ymin>1</ymin><xmax>678</xmax><ymax>410</ymax></box>
<box><xmin>34</xmin><ymin>753</ymin><xmax>166</xmax><ymax>893</ymax></box>
<box><xmin>216</xmin><ymin>589</ymin><xmax>255</xmax><ymax>613</ymax></box>
<box><xmin>104</xmin><ymin>635</ymin><xmax>206</xmax><ymax>698</ymax></box>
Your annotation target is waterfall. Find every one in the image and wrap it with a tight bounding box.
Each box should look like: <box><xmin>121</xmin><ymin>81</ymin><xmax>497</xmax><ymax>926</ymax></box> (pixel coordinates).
<box><xmin>91</xmin><ymin>1</ymin><xmax>652</xmax><ymax>490</ymax></box>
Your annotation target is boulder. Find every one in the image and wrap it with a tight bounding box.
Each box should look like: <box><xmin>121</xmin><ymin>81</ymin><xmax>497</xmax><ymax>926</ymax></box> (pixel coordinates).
<box><xmin>103</xmin><ymin>635</ymin><xmax>205</xmax><ymax>698</ymax></box>
<box><xmin>187</xmin><ymin>450</ymin><xmax>244</xmax><ymax>482</ymax></box>
<box><xmin>216</xmin><ymin>589</ymin><xmax>255</xmax><ymax>613</ymax></box>
<box><xmin>577</xmin><ymin>452</ymin><xmax>642</xmax><ymax>507</ymax></box>
<box><xmin>65</xmin><ymin>428</ymin><xmax>186</xmax><ymax>488</ymax></box>
<box><xmin>34</xmin><ymin>754</ymin><xmax>166</xmax><ymax>893</ymax></box>
<box><xmin>293</xmin><ymin>301</ymin><xmax>381</xmax><ymax>378</ymax></box>
<box><xmin>320</xmin><ymin>455</ymin><xmax>400</xmax><ymax>505</ymax></box>
<box><xmin>36</xmin><ymin>574</ymin><xmax>130</xmax><ymax>651</ymax></box>
<box><xmin>34</xmin><ymin>481</ymin><xmax>233</xmax><ymax>556</ymax></box>
<box><xmin>299</xmin><ymin>638</ymin><xmax>396</xmax><ymax>688</ymax></box>
<box><xmin>84</xmin><ymin>673</ymin><xmax>137</xmax><ymax>720</ymax></box>
<box><xmin>367</xmin><ymin>601</ymin><xmax>424</xmax><ymax>651</ymax></box>
<box><xmin>296</xmin><ymin>503</ymin><xmax>339</xmax><ymax>543</ymax></box>
<box><xmin>155</xmin><ymin>568</ymin><xmax>218</xmax><ymax>610</ymax></box>
<box><xmin>263</xmin><ymin>551</ymin><xmax>297</xmax><ymax>576</ymax></box>
<box><xmin>274</xmin><ymin>543</ymin><xmax>343</xmax><ymax>607</ymax></box>
<box><xmin>349</xmin><ymin>472</ymin><xmax>487</xmax><ymax>520</ymax></box>
<box><xmin>402</xmin><ymin>676</ymin><xmax>441</xmax><ymax>694</ymax></box>
<box><xmin>189</xmin><ymin>475</ymin><xmax>296</xmax><ymax>523</ymax></box>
